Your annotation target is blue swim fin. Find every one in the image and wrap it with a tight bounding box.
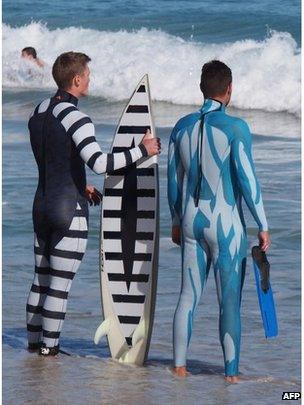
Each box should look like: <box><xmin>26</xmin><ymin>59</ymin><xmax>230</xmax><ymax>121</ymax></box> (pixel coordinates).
<box><xmin>252</xmin><ymin>246</ymin><xmax>278</xmax><ymax>338</ymax></box>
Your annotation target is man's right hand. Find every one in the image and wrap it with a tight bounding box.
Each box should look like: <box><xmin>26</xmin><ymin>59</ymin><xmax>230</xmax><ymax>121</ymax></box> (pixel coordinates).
<box><xmin>141</xmin><ymin>129</ymin><xmax>161</xmax><ymax>156</ymax></box>
<box><xmin>258</xmin><ymin>231</ymin><xmax>271</xmax><ymax>251</ymax></box>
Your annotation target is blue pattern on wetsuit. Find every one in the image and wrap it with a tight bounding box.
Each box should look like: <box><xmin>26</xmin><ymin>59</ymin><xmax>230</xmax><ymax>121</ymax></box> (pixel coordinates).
<box><xmin>168</xmin><ymin>99</ymin><xmax>268</xmax><ymax>376</ymax></box>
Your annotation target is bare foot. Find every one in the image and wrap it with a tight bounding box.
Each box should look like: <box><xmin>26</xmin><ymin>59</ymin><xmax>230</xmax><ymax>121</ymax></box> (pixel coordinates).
<box><xmin>172</xmin><ymin>366</ymin><xmax>189</xmax><ymax>377</ymax></box>
<box><xmin>225</xmin><ymin>375</ymin><xmax>240</xmax><ymax>384</ymax></box>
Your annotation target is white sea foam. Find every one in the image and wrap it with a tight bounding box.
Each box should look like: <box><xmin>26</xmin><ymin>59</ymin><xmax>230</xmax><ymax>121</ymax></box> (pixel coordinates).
<box><xmin>3</xmin><ymin>22</ymin><xmax>300</xmax><ymax>115</ymax></box>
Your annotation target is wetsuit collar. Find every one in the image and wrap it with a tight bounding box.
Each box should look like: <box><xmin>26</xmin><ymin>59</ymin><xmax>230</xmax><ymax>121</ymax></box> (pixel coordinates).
<box><xmin>200</xmin><ymin>98</ymin><xmax>225</xmax><ymax>114</ymax></box>
<box><xmin>54</xmin><ymin>88</ymin><xmax>79</xmax><ymax>106</ymax></box>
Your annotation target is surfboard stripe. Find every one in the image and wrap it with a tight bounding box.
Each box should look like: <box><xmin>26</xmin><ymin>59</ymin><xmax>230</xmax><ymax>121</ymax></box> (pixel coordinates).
<box><xmin>105</xmin><ymin>253</ymin><xmax>152</xmax><ymax>261</ymax></box>
<box><xmin>125</xmin><ymin>337</ymin><xmax>132</xmax><ymax>346</ymax></box>
<box><xmin>126</xmin><ymin>105</ymin><xmax>149</xmax><ymax>113</ymax></box>
<box><xmin>137</xmin><ymin>85</ymin><xmax>146</xmax><ymax>92</ymax></box>
<box><xmin>107</xmin><ymin>168</ymin><xmax>154</xmax><ymax>176</ymax></box>
<box><xmin>137</xmin><ymin>210</ymin><xmax>155</xmax><ymax>218</ymax></box>
<box><xmin>107</xmin><ymin>273</ymin><xmax>149</xmax><ymax>282</ymax></box>
<box><xmin>112</xmin><ymin>294</ymin><xmax>145</xmax><ymax>303</ymax></box>
<box><xmin>103</xmin><ymin>210</ymin><xmax>155</xmax><ymax>219</ymax></box>
<box><xmin>103</xmin><ymin>231</ymin><xmax>154</xmax><ymax>240</ymax></box>
<box><xmin>137</xmin><ymin>168</ymin><xmax>155</xmax><ymax>176</ymax></box>
<box><xmin>104</xmin><ymin>189</ymin><xmax>155</xmax><ymax>197</ymax></box>
<box><xmin>118</xmin><ymin>126</ymin><xmax>151</xmax><ymax>134</ymax></box>
<box><xmin>118</xmin><ymin>316</ymin><xmax>141</xmax><ymax>324</ymax></box>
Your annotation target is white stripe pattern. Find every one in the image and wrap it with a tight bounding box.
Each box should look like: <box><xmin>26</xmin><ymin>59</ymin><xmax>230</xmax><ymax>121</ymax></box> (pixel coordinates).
<box><xmin>51</xmin><ymin>102</ymin><xmax>147</xmax><ymax>175</ymax></box>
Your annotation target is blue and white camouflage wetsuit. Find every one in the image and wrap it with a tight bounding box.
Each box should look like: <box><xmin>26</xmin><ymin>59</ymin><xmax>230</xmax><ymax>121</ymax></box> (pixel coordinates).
<box><xmin>167</xmin><ymin>98</ymin><xmax>268</xmax><ymax>376</ymax></box>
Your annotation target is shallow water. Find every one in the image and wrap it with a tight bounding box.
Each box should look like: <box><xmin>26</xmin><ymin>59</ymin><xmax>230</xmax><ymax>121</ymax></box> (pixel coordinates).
<box><xmin>2</xmin><ymin>94</ymin><xmax>301</xmax><ymax>403</ymax></box>
<box><xmin>2</xmin><ymin>0</ymin><xmax>301</xmax><ymax>401</ymax></box>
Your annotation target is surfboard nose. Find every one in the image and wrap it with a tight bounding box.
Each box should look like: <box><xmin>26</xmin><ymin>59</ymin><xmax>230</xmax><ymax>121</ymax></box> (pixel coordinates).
<box><xmin>138</xmin><ymin>74</ymin><xmax>149</xmax><ymax>87</ymax></box>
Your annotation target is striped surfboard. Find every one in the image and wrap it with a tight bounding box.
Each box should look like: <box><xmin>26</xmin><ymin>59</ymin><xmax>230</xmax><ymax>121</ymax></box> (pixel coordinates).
<box><xmin>94</xmin><ymin>75</ymin><xmax>159</xmax><ymax>365</ymax></box>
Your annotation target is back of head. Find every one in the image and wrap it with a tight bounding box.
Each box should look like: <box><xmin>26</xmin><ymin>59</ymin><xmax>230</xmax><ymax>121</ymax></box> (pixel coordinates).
<box><xmin>52</xmin><ymin>51</ymin><xmax>91</xmax><ymax>90</ymax></box>
<box><xmin>22</xmin><ymin>47</ymin><xmax>37</xmax><ymax>59</ymax></box>
<box><xmin>200</xmin><ymin>60</ymin><xmax>232</xmax><ymax>98</ymax></box>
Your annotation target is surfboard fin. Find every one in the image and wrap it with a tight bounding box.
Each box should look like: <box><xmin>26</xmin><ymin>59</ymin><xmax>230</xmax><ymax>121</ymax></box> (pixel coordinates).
<box><xmin>118</xmin><ymin>350</ymin><xmax>131</xmax><ymax>363</ymax></box>
<box><xmin>94</xmin><ymin>318</ymin><xmax>111</xmax><ymax>344</ymax></box>
<box><xmin>132</xmin><ymin>319</ymin><xmax>146</xmax><ymax>347</ymax></box>
<box><xmin>252</xmin><ymin>246</ymin><xmax>278</xmax><ymax>338</ymax></box>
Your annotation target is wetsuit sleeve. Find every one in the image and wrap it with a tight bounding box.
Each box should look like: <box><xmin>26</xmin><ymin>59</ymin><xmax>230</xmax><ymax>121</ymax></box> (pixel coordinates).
<box><xmin>167</xmin><ymin>125</ymin><xmax>184</xmax><ymax>227</ymax></box>
<box><xmin>231</xmin><ymin>120</ymin><xmax>268</xmax><ymax>231</ymax></box>
<box><xmin>70</xmin><ymin>119</ymin><xmax>148</xmax><ymax>174</ymax></box>
<box><xmin>53</xmin><ymin>104</ymin><xmax>148</xmax><ymax>174</ymax></box>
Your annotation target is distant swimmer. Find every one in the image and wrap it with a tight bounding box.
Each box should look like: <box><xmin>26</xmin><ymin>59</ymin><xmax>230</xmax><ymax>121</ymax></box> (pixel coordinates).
<box><xmin>26</xmin><ymin>51</ymin><xmax>161</xmax><ymax>356</ymax></box>
<box><xmin>21</xmin><ymin>47</ymin><xmax>45</xmax><ymax>68</ymax></box>
<box><xmin>167</xmin><ymin>60</ymin><xmax>270</xmax><ymax>383</ymax></box>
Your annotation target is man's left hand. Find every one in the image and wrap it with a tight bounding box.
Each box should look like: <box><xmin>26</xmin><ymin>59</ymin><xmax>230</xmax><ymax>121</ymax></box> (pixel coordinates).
<box><xmin>85</xmin><ymin>185</ymin><xmax>103</xmax><ymax>206</ymax></box>
<box><xmin>172</xmin><ymin>225</ymin><xmax>181</xmax><ymax>245</ymax></box>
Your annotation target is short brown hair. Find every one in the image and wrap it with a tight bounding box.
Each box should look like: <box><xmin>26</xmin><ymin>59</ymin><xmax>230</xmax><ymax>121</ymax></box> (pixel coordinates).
<box><xmin>22</xmin><ymin>47</ymin><xmax>37</xmax><ymax>58</ymax></box>
<box><xmin>52</xmin><ymin>52</ymin><xmax>91</xmax><ymax>90</ymax></box>
<box><xmin>200</xmin><ymin>60</ymin><xmax>232</xmax><ymax>98</ymax></box>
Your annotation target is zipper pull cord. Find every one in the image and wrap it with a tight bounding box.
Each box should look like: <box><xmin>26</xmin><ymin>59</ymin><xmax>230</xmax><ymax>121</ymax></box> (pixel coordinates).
<box><xmin>194</xmin><ymin>115</ymin><xmax>205</xmax><ymax>207</ymax></box>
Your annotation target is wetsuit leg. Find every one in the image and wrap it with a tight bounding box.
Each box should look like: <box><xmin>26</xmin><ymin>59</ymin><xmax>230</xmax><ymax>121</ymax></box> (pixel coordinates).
<box><xmin>173</xmin><ymin>235</ymin><xmax>211</xmax><ymax>367</ymax></box>
<box><xmin>212</xmin><ymin>235</ymin><xmax>247</xmax><ymax>376</ymax></box>
<box><xmin>41</xmin><ymin>204</ymin><xmax>88</xmax><ymax>348</ymax></box>
<box><xmin>27</xmin><ymin>234</ymin><xmax>50</xmax><ymax>345</ymax></box>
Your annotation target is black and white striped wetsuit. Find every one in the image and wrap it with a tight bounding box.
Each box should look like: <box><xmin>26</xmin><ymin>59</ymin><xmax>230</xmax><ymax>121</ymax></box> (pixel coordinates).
<box><xmin>27</xmin><ymin>89</ymin><xmax>148</xmax><ymax>349</ymax></box>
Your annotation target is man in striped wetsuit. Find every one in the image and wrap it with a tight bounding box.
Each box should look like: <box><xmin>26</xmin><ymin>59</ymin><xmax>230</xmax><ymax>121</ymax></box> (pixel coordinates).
<box><xmin>167</xmin><ymin>60</ymin><xmax>271</xmax><ymax>383</ymax></box>
<box><xmin>27</xmin><ymin>52</ymin><xmax>160</xmax><ymax>356</ymax></box>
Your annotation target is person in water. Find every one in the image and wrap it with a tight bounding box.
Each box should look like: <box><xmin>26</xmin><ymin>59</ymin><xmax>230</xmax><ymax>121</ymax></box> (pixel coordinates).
<box><xmin>21</xmin><ymin>47</ymin><xmax>45</xmax><ymax>68</ymax></box>
<box><xmin>167</xmin><ymin>60</ymin><xmax>270</xmax><ymax>383</ymax></box>
<box><xmin>26</xmin><ymin>51</ymin><xmax>161</xmax><ymax>356</ymax></box>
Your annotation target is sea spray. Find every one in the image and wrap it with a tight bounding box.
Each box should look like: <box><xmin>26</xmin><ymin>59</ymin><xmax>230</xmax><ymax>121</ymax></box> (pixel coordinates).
<box><xmin>3</xmin><ymin>22</ymin><xmax>300</xmax><ymax>115</ymax></box>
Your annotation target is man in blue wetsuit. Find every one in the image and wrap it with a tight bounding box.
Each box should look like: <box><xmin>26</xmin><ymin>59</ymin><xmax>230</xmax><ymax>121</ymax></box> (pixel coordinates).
<box><xmin>167</xmin><ymin>60</ymin><xmax>271</xmax><ymax>383</ymax></box>
<box><xmin>27</xmin><ymin>52</ymin><xmax>160</xmax><ymax>356</ymax></box>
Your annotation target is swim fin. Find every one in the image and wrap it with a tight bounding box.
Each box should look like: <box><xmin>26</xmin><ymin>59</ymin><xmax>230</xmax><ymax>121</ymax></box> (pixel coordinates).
<box><xmin>252</xmin><ymin>246</ymin><xmax>278</xmax><ymax>338</ymax></box>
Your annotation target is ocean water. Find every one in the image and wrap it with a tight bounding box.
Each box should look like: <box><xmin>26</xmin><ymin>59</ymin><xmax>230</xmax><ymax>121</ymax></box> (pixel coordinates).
<box><xmin>2</xmin><ymin>1</ymin><xmax>301</xmax><ymax>404</ymax></box>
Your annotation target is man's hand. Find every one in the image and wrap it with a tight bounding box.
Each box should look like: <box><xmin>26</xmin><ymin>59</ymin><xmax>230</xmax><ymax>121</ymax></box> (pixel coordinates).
<box><xmin>172</xmin><ymin>225</ymin><xmax>181</xmax><ymax>246</ymax></box>
<box><xmin>258</xmin><ymin>231</ymin><xmax>271</xmax><ymax>251</ymax></box>
<box><xmin>140</xmin><ymin>129</ymin><xmax>161</xmax><ymax>156</ymax></box>
<box><xmin>85</xmin><ymin>185</ymin><xmax>103</xmax><ymax>206</ymax></box>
